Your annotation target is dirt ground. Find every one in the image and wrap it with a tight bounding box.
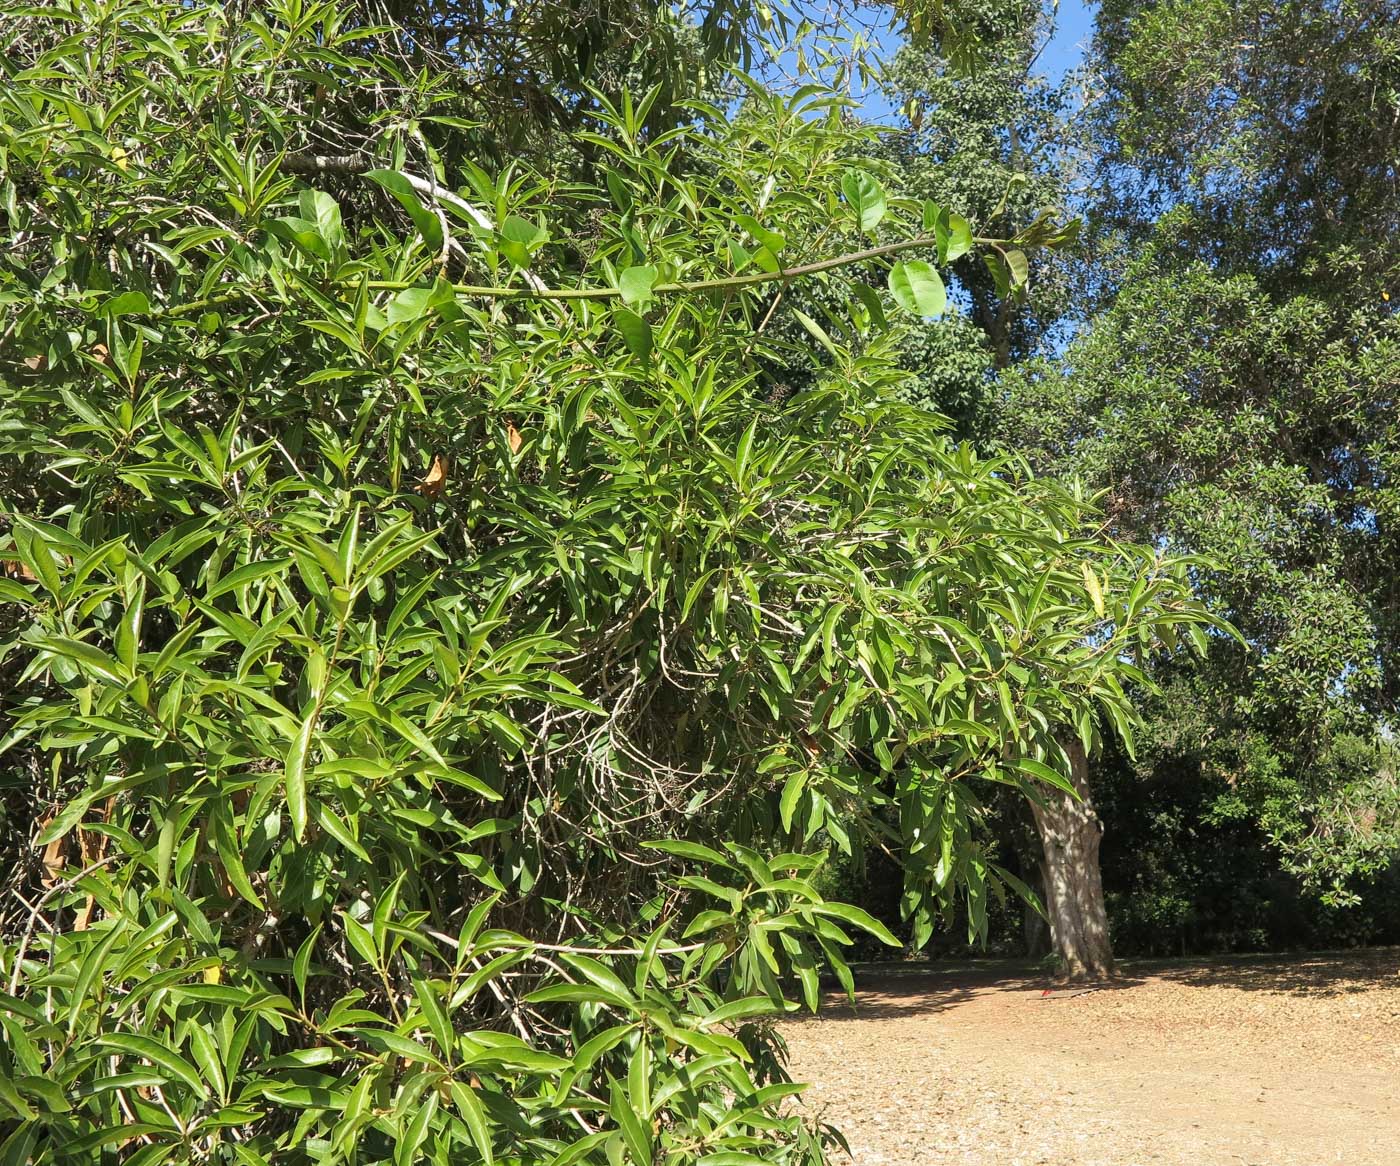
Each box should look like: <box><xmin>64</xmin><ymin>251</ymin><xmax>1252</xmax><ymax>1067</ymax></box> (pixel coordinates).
<box><xmin>779</xmin><ymin>949</ymin><xmax>1400</xmax><ymax>1166</ymax></box>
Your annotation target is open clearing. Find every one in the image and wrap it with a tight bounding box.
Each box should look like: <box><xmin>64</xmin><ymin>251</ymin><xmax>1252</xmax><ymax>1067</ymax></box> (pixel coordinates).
<box><xmin>779</xmin><ymin>950</ymin><xmax>1400</xmax><ymax>1166</ymax></box>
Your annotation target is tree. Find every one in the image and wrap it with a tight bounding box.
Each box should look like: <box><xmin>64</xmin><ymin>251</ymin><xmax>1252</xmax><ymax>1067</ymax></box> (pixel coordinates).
<box><xmin>0</xmin><ymin>0</ymin><xmax>1210</xmax><ymax>1157</ymax></box>
<box><xmin>1091</xmin><ymin>0</ymin><xmax>1400</xmax><ymax>297</ymax></box>
<box><xmin>881</xmin><ymin>0</ymin><xmax>1076</xmax><ymax>369</ymax></box>
<box><xmin>1026</xmin><ymin>737</ymin><xmax>1114</xmax><ymax>977</ymax></box>
<box><xmin>875</xmin><ymin>0</ymin><xmax>1129</xmax><ymax>976</ymax></box>
<box><xmin>1002</xmin><ymin>251</ymin><xmax>1400</xmax><ymax>901</ymax></box>
<box><xmin>1002</xmin><ymin>0</ymin><xmax>1400</xmax><ymax>923</ymax></box>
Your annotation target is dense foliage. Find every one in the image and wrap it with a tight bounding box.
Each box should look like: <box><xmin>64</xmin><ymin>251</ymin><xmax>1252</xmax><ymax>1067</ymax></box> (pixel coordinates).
<box><xmin>881</xmin><ymin>0</ymin><xmax>1074</xmax><ymax>369</ymax></box>
<box><xmin>1001</xmin><ymin>0</ymin><xmax>1400</xmax><ymax>913</ymax></box>
<box><xmin>0</xmin><ymin>0</ymin><xmax>1211</xmax><ymax>1159</ymax></box>
<box><xmin>1094</xmin><ymin>692</ymin><xmax>1400</xmax><ymax>955</ymax></box>
<box><xmin>1092</xmin><ymin>0</ymin><xmax>1400</xmax><ymax>295</ymax></box>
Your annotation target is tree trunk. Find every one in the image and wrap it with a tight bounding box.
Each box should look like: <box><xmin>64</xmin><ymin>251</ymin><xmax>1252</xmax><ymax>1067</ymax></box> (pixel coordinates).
<box><xmin>1028</xmin><ymin>737</ymin><xmax>1115</xmax><ymax>981</ymax></box>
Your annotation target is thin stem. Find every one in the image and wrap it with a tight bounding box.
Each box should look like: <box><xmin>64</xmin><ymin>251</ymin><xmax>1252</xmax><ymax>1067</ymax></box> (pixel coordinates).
<box><xmin>165</xmin><ymin>233</ymin><xmax>995</xmax><ymax>317</ymax></box>
<box><xmin>366</xmin><ymin>233</ymin><xmax>995</xmax><ymax>301</ymax></box>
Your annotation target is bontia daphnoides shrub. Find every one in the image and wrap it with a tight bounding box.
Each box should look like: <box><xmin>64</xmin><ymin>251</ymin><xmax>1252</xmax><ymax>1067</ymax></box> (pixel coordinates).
<box><xmin>0</xmin><ymin>2</ymin><xmax>1210</xmax><ymax>1161</ymax></box>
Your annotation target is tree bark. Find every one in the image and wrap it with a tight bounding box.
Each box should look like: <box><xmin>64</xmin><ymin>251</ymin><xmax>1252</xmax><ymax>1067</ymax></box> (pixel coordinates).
<box><xmin>1028</xmin><ymin>737</ymin><xmax>1116</xmax><ymax>981</ymax></box>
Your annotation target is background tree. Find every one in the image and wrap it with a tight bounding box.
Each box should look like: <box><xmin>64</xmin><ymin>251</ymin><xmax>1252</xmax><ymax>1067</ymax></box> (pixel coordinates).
<box><xmin>882</xmin><ymin>0</ymin><xmax>1074</xmax><ymax>370</ymax></box>
<box><xmin>1002</xmin><ymin>0</ymin><xmax>1400</xmax><ymax>924</ymax></box>
<box><xmin>872</xmin><ymin>0</ymin><xmax>1130</xmax><ymax>977</ymax></box>
<box><xmin>1091</xmin><ymin>0</ymin><xmax>1400</xmax><ymax>297</ymax></box>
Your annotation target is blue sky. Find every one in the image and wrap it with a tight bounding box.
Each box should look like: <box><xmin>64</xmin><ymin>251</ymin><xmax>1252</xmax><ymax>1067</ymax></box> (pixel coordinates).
<box><xmin>1040</xmin><ymin>0</ymin><xmax>1096</xmax><ymax>87</ymax></box>
<box><xmin>795</xmin><ymin>0</ymin><xmax>1098</xmax><ymax>122</ymax></box>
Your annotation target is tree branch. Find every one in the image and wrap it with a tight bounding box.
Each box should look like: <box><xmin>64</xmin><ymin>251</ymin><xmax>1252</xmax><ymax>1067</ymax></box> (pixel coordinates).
<box><xmin>166</xmin><ymin>151</ymin><xmax>1003</xmax><ymax>318</ymax></box>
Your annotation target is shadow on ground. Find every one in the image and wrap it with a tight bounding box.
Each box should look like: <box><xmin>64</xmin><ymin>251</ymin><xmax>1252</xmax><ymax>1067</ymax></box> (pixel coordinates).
<box><xmin>806</xmin><ymin>962</ymin><xmax>1147</xmax><ymax>1021</ymax></box>
<box><xmin>798</xmin><ymin>946</ymin><xmax>1400</xmax><ymax>1020</ymax></box>
<box><xmin>1131</xmin><ymin>946</ymin><xmax>1400</xmax><ymax>996</ymax></box>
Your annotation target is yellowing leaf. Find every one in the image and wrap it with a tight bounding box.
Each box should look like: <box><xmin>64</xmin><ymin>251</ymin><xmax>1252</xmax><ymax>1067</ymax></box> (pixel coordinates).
<box><xmin>1082</xmin><ymin>561</ymin><xmax>1106</xmax><ymax>619</ymax></box>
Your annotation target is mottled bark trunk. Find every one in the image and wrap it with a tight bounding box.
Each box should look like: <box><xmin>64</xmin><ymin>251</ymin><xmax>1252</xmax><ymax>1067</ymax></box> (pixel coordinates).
<box><xmin>1028</xmin><ymin>738</ymin><xmax>1115</xmax><ymax>981</ymax></box>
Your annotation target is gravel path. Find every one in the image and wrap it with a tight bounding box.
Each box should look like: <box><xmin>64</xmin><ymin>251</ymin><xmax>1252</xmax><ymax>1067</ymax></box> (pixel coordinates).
<box><xmin>779</xmin><ymin>950</ymin><xmax>1400</xmax><ymax>1166</ymax></box>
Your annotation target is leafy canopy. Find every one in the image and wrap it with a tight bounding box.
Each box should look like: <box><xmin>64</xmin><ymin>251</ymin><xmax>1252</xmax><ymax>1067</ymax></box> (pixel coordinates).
<box><xmin>0</xmin><ymin>1</ymin><xmax>1208</xmax><ymax>1161</ymax></box>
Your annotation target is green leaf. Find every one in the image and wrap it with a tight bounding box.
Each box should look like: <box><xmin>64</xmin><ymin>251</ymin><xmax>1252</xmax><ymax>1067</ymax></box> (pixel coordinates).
<box><xmin>808</xmin><ymin>902</ymin><xmax>900</xmax><ymax>946</ymax></box>
<box><xmin>734</xmin><ymin>214</ymin><xmax>786</xmax><ymax>255</ymax></box>
<box><xmin>1013</xmin><ymin>756</ymin><xmax>1079</xmax><ymax>798</ymax></box>
<box><xmin>851</xmin><ymin>283</ymin><xmax>888</xmax><ymax>331</ymax></box>
<box><xmin>501</xmin><ymin>214</ymin><xmax>547</xmax><ymax>249</ymax></box>
<box><xmin>841</xmin><ymin>170</ymin><xmax>886</xmax><ymax>233</ymax></box>
<box><xmin>206</xmin><ymin>557</ymin><xmax>292</xmax><ymax>600</ymax></box>
<box><xmin>699</xmin><ymin>996</ymin><xmax>778</xmax><ymax>1027</ymax></box>
<box><xmin>1005</xmin><ymin>248</ymin><xmax>1029</xmax><ymax>287</ymax></box>
<box><xmin>778</xmin><ymin>772</ymin><xmax>805</xmax><ymax>832</ymax></box>
<box><xmin>292</xmin><ymin>925</ymin><xmax>320</xmax><ymax>1003</ymax></box>
<box><xmin>546</xmin><ymin>1132</ymin><xmax>611</xmax><ymax>1166</ymax></box>
<box><xmin>339</xmin><ymin>699</ymin><xmax>447</xmax><ymax>767</ymax></box>
<box><xmin>386</xmin><ymin>281</ymin><xmax>453</xmax><ymax>326</ymax></box>
<box><xmin>557</xmin><ymin>953</ymin><xmax>635</xmax><ymax>1003</ymax></box>
<box><xmin>605</xmin><ymin>169</ymin><xmax>633</xmax><ymax>213</ymax></box>
<box><xmin>573</xmin><ymin>1023</ymin><xmax>635</xmax><ymax>1072</ymax></box>
<box><xmin>342</xmin><ymin>913</ymin><xmax>380</xmax><ymax>968</ymax></box>
<box><xmin>887</xmin><ymin>261</ymin><xmax>947</xmax><ymax>317</ymax></box>
<box><xmin>95</xmin><ymin>1034</ymin><xmax>209</xmax><ymax>1099</ymax></box>
<box><xmin>210</xmin><ymin>801</ymin><xmax>265</xmax><ymax>909</ymax></box>
<box><xmin>0</xmin><ymin>578</ymin><xmax>34</xmax><ymax>605</ymax></box>
<box><xmin>0</xmin><ymin>1075</ymin><xmax>36</xmax><ymax>1121</ymax></box>
<box><xmin>937</xmin><ymin>211</ymin><xmax>973</xmax><ymax>263</ymax></box>
<box><xmin>101</xmin><ymin>290</ymin><xmax>151</xmax><ymax>317</ymax></box>
<box><xmin>449</xmin><ymin>1080</ymin><xmax>494</xmax><ymax>1166</ymax></box>
<box><xmin>614</xmin><ymin>307</ymin><xmax>653</xmax><ymax>361</ymax></box>
<box><xmin>285</xmin><ymin>707</ymin><xmax>316</xmax><ymax>842</ymax></box>
<box><xmin>618</xmin><ymin>265</ymin><xmax>658</xmax><ymax>308</ymax></box>
<box><xmin>298</xmin><ymin>188</ymin><xmax>344</xmax><ymax>253</ymax></box>
<box><xmin>641</xmin><ymin>839</ymin><xmax>732</xmax><ymax>867</ymax></box>
<box><xmin>34</xmin><ymin>790</ymin><xmax>98</xmax><ymax>847</ymax></box>
<box><xmin>364</xmin><ymin>169</ymin><xmax>445</xmax><ymax>252</ymax></box>
<box><xmin>791</xmin><ymin>309</ymin><xmax>838</xmax><ymax>358</ymax></box>
<box><xmin>32</xmin><ymin>636</ymin><xmax>127</xmax><ymax>684</ymax></box>
<box><xmin>610</xmin><ymin>1079</ymin><xmax>652</xmax><ymax>1166</ymax></box>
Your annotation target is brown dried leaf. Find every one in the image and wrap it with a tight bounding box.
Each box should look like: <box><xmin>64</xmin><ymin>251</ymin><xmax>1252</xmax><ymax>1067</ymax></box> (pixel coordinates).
<box><xmin>78</xmin><ymin>797</ymin><xmax>113</xmax><ymax>865</ymax></box>
<box><xmin>37</xmin><ymin>812</ymin><xmax>69</xmax><ymax>888</ymax></box>
<box><xmin>72</xmin><ymin>896</ymin><xmax>96</xmax><ymax>931</ymax></box>
<box><xmin>415</xmin><ymin>452</ymin><xmax>449</xmax><ymax>499</ymax></box>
